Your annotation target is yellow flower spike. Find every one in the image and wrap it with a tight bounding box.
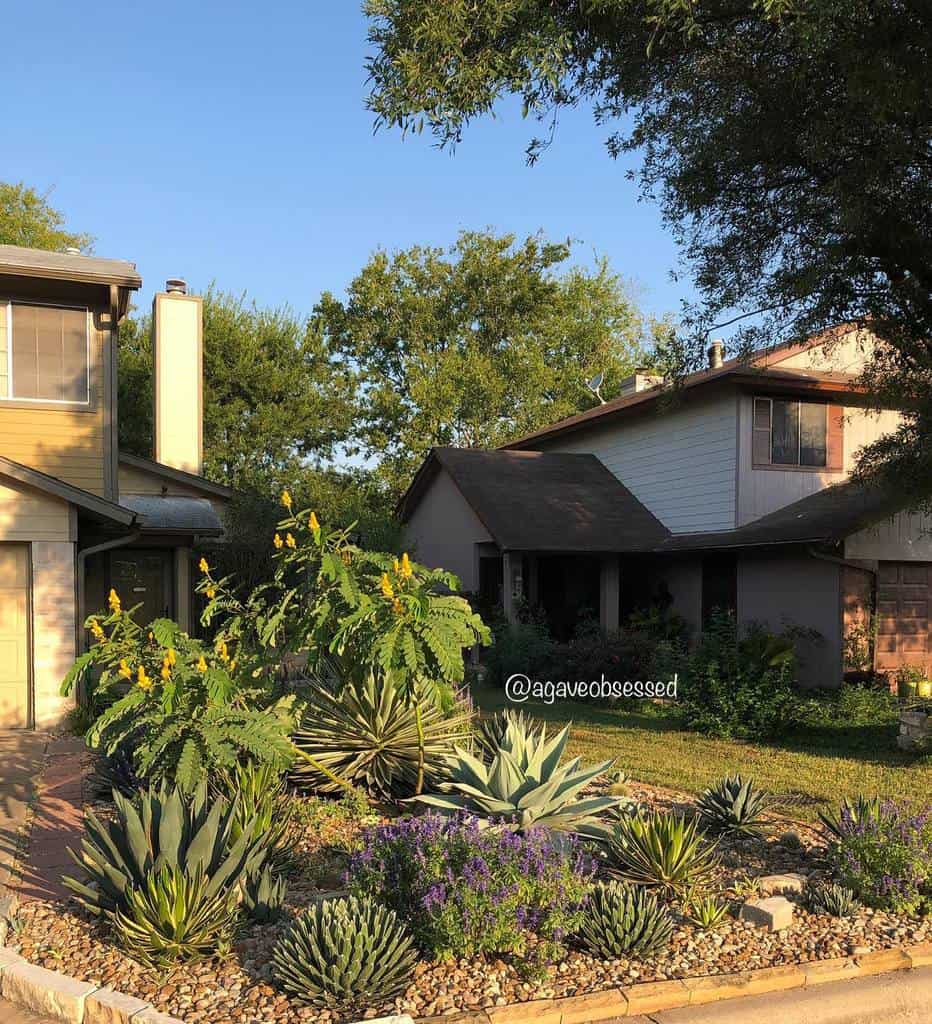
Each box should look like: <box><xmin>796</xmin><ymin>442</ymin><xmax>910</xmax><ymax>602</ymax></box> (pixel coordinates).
<box><xmin>206</xmin><ymin>585</ymin><xmax>217</xmax><ymax>599</ymax></box>
<box><xmin>273</xmin><ymin>533</ymin><xmax>284</xmax><ymax>550</ymax></box>
<box><xmin>90</xmin><ymin>619</ymin><xmax>105</xmax><ymax>641</ymax></box>
<box><xmin>392</xmin><ymin>597</ymin><xmax>404</xmax><ymax>615</ymax></box>
<box><xmin>167</xmin><ymin>648</ymin><xmax>177</xmax><ymax>666</ymax></box>
<box><xmin>281</xmin><ymin>489</ymin><xmax>293</xmax><ymax>510</ymax></box>
<box><xmin>108</xmin><ymin>589</ymin><xmax>121</xmax><ymax>613</ymax></box>
<box><xmin>196</xmin><ymin>656</ymin><xmax>208</xmax><ymax>673</ymax></box>
<box><xmin>118</xmin><ymin>659</ymin><xmax>132</xmax><ymax>680</ymax></box>
<box><xmin>285</xmin><ymin>532</ymin><xmax>296</xmax><ymax>549</ymax></box>
<box><xmin>161</xmin><ymin>666</ymin><xmax>171</xmax><ymax>680</ymax></box>
<box><xmin>137</xmin><ymin>665</ymin><xmax>152</xmax><ymax>690</ymax></box>
<box><xmin>380</xmin><ymin>573</ymin><xmax>394</xmax><ymax>599</ymax></box>
<box><xmin>400</xmin><ymin>552</ymin><xmax>413</xmax><ymax>579</ymax></box>
<box><xmin>229</xmin><ymin>659</ymin><xmax>237</xmax><ymax>671</ymax></box>
<box><xmin>392</xmin><ymin>557</ymin><xmax>400</xmax><ymax>573</ymax></box>
<box><xmin>198</xmin><ymin>557</ymin><xmax>209</xmax><ymax>574</ymax></box>
<box><xmin>309</xmin><ymin>511</ymin><xmax>320</xmax><ymax>532</ymax></box>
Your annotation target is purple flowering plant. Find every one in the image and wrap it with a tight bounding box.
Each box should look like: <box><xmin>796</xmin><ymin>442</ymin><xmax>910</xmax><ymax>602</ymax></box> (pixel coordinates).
<box><xmin>347</xmin><ymin>813</ymin><xmax>596</xmax><ymax>962</ymax></box>
<box><xmin>829</xmin><ymin>798</ymin><xmax>931</xmax><ymax>914</ymax></box>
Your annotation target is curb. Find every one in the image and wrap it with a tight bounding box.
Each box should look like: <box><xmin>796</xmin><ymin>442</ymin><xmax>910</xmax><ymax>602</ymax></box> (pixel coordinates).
<box><xmin>0</xmin><ymin>929</ymin><xmax>927</xmax><ymax>1024</ymax></box>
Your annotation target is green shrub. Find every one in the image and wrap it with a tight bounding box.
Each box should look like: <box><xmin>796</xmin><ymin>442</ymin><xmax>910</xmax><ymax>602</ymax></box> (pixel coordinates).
<box><xmin>243</xmin><ymin>864</ymin><xmax>288</xmax><ymax>922</ymax></box>
<box><xmin>64</xmin><ymin>781</ymin><xmax>266</xmax><ymax>916</ymax></box>
<box><xmin>110</xmin><ymin>864</ymin><xmax>237</xmax><ymax>967</ymax></box>
<box><xmin>680</xmin><ymin>612</ymin><xmax>799</xmax><ymax>739</ymax></box>
<box><xmin>291</xmin><ymin>673</ymin><xmax>473</xmax><ymax>800</ymax></box>
<box><xmin>605</xmin><ymin>810</ymin><xmax>718</xmax><ymax>896</ymax></box>
<box><xmin>272</xmin><ymin>895</ymin><xmax>418</xmax><ymax>1009</ymax></box>
<box><xmin>696</xmin><ymin>775</ymin><xmax>772</xmax><ymax>838</ymax></box>
<box><xmin>578</xmin><ymin>881</ymin><xmax>674</xmax><ymax>957</ymax></box>
<box><xmin>807</xmin><ymin>882</ymin><xmax>858</xmax><ymax>917</ymax></box>
<box><xmin>484</xmin><ymin>610</ymin><xmax>555</xmax><ymax>689</ymax></box>
<box><xmin>801</xmin><ymin>685</ymin><xmax>898</xmax><ymax>728</ymax></box>
<box><xmin>416</xmin><ymin>717</ymin><xmax>621</xmax><ymax>836</ymax></box>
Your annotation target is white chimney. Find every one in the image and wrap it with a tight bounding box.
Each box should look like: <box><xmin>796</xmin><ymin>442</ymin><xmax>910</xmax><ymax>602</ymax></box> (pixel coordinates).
<box><xmin>617</xmin><ymin>369</ymin><xmax>664</xmax><ymax>397</ymax></box>
<box><xmin>152</xmin><ymin>280</ymin><xmax>203</xmax><ymax>475</ymax></box>
<box><xmin>707</xmin><ymin>338</ymin><xmax>725</xmax><ymax>369</ymax></box>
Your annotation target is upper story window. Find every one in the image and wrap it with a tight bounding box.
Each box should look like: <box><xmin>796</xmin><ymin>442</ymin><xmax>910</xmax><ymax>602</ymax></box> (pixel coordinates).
<box><xmin>753</xmin><ymin>396</ymin><xmax>828</xmax><ymax>467</ymax></box>
<box><xmin>0</xmin><ymin>302</ymin><xmax>90</xmax><ymax>404</ymax></box>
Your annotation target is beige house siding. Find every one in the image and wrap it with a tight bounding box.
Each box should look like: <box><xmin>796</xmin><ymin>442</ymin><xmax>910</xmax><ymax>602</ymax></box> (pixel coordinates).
<box><xmin>537</xmin><ymin>392</ymin><xmax>739</xmax><ymax>534</ymax></box>
<box><xmin>0</xmin><ymin>310</ymin><xmax>108</xmax><ymax>496</ymax></box>
<box><xmin>403</xmin><ymin>469</ymin><xmax>493</xmax><ymax>592</ymax></box>
<box><xmin>0</xmin><ymin>478</ymin><xmax>73</xmax><ymax>542</ymax></box>
<box><xmin>771</xmin><ymin>328</ymin><xmax>876</xmax><ymax>374</ymax></box>
<box><xmin>31</xmin><ymin>540</ymin><xmax>77</xmax><ymax>727</ymax></box>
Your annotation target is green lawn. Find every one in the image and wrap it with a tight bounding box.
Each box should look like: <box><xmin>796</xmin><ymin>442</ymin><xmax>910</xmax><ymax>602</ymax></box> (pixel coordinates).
<box><xmin>472</xmin><ymin>684</ymin><xmax>931</xmax><ymax>822</ymax></box>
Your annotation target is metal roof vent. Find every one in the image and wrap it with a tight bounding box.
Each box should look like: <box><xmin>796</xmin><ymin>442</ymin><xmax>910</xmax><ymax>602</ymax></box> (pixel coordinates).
<box><xmin>63</xmin><ymin>246</ymin><xmax>83</xmax><ymax>256</ymax></box>
<box><xmin>707</xmin><ymin>338</ymin><xmax>725</xmax><ymax>369</ymax></box>
<box><xmin>165</xmin><ymin>278</ymin><xmax>187</xmax><ymax>294</ymax></box>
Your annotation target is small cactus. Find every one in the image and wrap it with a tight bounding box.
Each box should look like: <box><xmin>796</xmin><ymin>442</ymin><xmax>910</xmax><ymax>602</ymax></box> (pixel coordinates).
<box><xmin>272</xmin><ymin>895</ymin><xmax>417</xmax><ymax>1008</ymax></box>
<box><xmin>577</xmin><ymin>881</ymin><xmax>674</xmax><ymax>957</ymax></box>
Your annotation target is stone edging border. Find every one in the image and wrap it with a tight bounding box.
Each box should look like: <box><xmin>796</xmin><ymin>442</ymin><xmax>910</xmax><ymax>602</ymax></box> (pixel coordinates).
<box><xmin>0</xmin><ymin>938</ymin><xmax>926</xmax><ymax>1024</ymax></box>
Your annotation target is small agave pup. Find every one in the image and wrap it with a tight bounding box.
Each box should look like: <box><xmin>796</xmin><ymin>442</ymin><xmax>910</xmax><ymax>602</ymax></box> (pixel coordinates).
<box><xmin>415</xmin><ymin>716</ymin><xmax>622</xmax><ymax>836</ymax></box>
<box><xmin>696</xmin><ymin>774</ymin><xmax>773</xmax><ymax>838</ymax></box>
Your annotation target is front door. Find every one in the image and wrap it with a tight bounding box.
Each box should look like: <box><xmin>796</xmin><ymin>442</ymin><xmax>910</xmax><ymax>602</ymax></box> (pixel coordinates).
<box><xmin>109</xmin><ymin>550</ymin><xmax>172</xmax><ymax>627</ymax></box>
<box><xmin>0</xmin><ymin>545</ymin><xmax>29</xmax><ymax>728</ymax></box>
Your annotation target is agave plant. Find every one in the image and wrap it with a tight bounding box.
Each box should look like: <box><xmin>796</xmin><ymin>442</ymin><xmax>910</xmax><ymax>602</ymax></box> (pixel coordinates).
<box><xmin>807</xmin><ymin>882</ymin><xmax>858</xmax><ymax>917</ymax></box>
<box><xmin>578</xmin><ymin>881</ymin><xmax>674</xmax><ymax>958</ymax></box>
<box><xmin>819</xmin><ymin>795</ymin><xmax>882</xmax><ymax>842</ymax></box>
<box><xmin>89</xmin><ymin>746</ymin><xmax>144</xmax><ymax>800</ymax></box>
<box><xmin>215</xmin><ymin>761</ymin><xmax>294</xmax><ymax>870</ymax></box>
<box><xmin>110</xmin><ymin>864</ymin><xmax>237</xmax><ymax>967</ymax></box>
<box><xmin>605</xmin><ymin>810</ymin><xmax>719</xmax><ymax>896</ymax></box>
<box><xmin>243</xmin><ymin>863</ymin><xmax>288</xmax><ymax>923</ymax></box>
<box><xmin>696</xmin><ymin>775</ymin><xmax>772</xmax><ymax>838</ymax></box>
<box><xmin>415</xmin><ymin>719</ymin><xmax>620</xmax><ymax>836</ymax></box>
<box><xmin>272</xmin><ymin>895</ymin><xmax>418</xmax><ymax>1009</ymax></box>
<box><xmin>290</xmin><ymin>674</ymin><xmax>473</xmax><ymax>800</ymax></box>
<box><xmin>684</xmin><ymin>891</ymin><xmax>731</xmax><ymax>929</ymax></box>
<box><xmin>472</xmin><ymin>708</ymin><xmax>543</xmax><ymax>764</ymax></box>
<box><xmin>64</xmin><ymin>780</ymin><xmax>266</xmax><ymax>915</ymax></box>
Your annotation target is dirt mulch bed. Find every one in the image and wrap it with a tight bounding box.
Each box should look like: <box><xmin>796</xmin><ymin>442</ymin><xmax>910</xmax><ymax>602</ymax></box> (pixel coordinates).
<box><xmin>6</xmin><ymin>784</ymin><xmax>929</xmax><ymax>1024</ymax></box>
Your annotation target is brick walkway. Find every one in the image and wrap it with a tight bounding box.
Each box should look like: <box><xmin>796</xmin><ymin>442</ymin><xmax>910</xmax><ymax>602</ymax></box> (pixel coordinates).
<box><xmin>15</xmin><ymin>736</ymin><xmax>85</xmax><ymax>903</ymax></box>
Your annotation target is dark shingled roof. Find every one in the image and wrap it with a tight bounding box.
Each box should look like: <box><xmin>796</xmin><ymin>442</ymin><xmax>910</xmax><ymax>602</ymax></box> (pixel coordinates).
<box><xmin>121</xmin><ymin>496</ymin><xmax>224</xmax><ymax>536</ymax></box>
<box><xmin>400</xmin><ymin>447</ymin><xmax>671</xmax><ymax>553</ymax></box>
<box><xmin>659</xmin><ymin>477</ymin><xmax>902</xmax><ymax>552</ymax></box>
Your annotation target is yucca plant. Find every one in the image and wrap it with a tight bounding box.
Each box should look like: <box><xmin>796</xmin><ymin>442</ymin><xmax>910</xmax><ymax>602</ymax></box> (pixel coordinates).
<box><xmin>415</xmin><ymin>719</ymin><xmax>620</xmax><ymax>836</ymax></box>
<box><xmin>243</xmin><ymin>864</ymin><xmax>288</xmax><ymax>923</ymax></box>
<box><xmin>684</xmin><ymin>891</ymin><xmax>730</xmax><ymax>929</ymax></box>
<box><xmin>291</xmin><ymin>674</ymin><xmax>473</xmax><ymax>801</ymax></box>
<box><xmin>272</xmin><ymin>895</ymin><xmax>418</xmax><ymax>1009</ymax></box>
<box><xmin>807</xmin><ymin>882</ymin><xmax>858</xmax><ymax>917</ymax></box>
<box><xmin>605</xmin><ymin>810</ymin><xmax>719</xmax><ymax>896</ymax></box>
<box><xmin>578</xmin><ymin>881</ymin><xmax>674</xmax><ymax>958</ymax></box>
<box><xmin>64</xmin><ymin>780</ymin><xmax>266</xmax><ymax>916</ymax></box>
<box><xmin>472</xmin><ymin>708</ymin><xmax>543</xmax><ymax>764</ymax></box>
<box><xmin>819</xmin><ymin>795</ymin><xmax>882</xmax><ymax>842</ymax></box>
<box><xmin>696</xmin><ymin>775</ymin><xmax>772</xmax><ymax>838</ymax></box>
<box><xmin>110</xmin><ymin>864</ymin><xmax>237</xmax><ymax>967</ymax></box>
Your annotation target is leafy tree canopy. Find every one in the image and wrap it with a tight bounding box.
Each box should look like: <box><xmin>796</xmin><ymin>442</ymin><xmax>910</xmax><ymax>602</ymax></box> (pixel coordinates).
<box><xmin>0</xmin><ymin>181</ymin><xmax>93</xmax><ymax>252</ymax></box>
<box><xmin>365</xmin><ymin>1</ymin><xmax>932</xmax><ymax>498</ymax></box>
<box><xmin>316</xmin><ymin>229</ymin><xmax>665</xmax><ymax>490</ymax></box>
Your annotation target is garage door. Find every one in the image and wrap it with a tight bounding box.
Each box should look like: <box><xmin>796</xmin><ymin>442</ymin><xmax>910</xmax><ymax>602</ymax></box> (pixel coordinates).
<box><xmin>0</xmin><ymin>545</ymin><xmax>29</xmax><ymax>727</ymax></box>
<box><xmin>875</xmin><ymin>561</ymin><xmax>931</xmax><ymax>674</ymax></box>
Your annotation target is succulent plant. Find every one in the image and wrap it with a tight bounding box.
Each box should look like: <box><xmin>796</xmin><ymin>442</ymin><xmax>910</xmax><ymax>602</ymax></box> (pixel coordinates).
<box><xmin>215</xmin><ymin>761</ymin><xmax>294</xmax><ymax>870</ymax></box>
<box><xmin>472</xmin><ymin>708</ymin><xmax>543</xmax><ymax>763</ymax></box>
<box><xmin>89</xmin><ymin>746</ymin><xmax>144</xmax><ymax>800</ymax></box>
<box><xmin>696</xmin><ymin>775</ymin><xmax>773</xmax><ymax>838</ymax></box>
<box><xmin>64</xmin><ymin>780</ymin><xmax>266</xmax><ymax>916</ymax></box>
<box><xmin>272</xmin><ymin>895</ymin><xmax>418</xmax><ymax>1009</ymax></box>
<box><xmin>290</xmin><ymin>674</ymin><xmax>472</xmax><ymax>800</ymax></box>
<box><xmin>807</xmin><ymin>882</ymin><xmax>858</xmax><ymax>917</ymax></box>
<box><xmin>243</xmin><ymin>864</ymin><xmax>288</xmax><ymax>922</ymax></box>
<box><xmin>819</xmin><ymin>795</ymin><xmax>882</xmax><ymax>842</ymax></box>
<box><xmin>605</xmin><ymin>810</ymin><xmax>719</xmax><ymax>896</ymax></box>
<box><xmin>110</xmin><ymin>864</ymin><xmax>238</xmax><ymax>967</ymax></box>
<box><xmin>578</xmin><ymin>881</ymin><xmax>674</xmax><ymax>957</ymax></box>
<box><xmin>415</xmin><ymin>719</ymin><xmax>621</xmax><ymax>836</ymax></box>
<box><xmin>684</xmin><ymin>891</ymin><xmax>731</xmax><ymax>929</ymax></box>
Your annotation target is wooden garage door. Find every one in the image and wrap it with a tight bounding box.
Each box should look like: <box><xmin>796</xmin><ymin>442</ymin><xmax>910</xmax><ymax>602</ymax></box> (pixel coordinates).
<box><xmin>0</xmin><ymin>545</ymin><xmax>29</xmax><ymax>728</ymax></box>
<box><xmin>875</xmin><ymin>561</ymin><xmax>931</xmax><ymax>673</ymax></box>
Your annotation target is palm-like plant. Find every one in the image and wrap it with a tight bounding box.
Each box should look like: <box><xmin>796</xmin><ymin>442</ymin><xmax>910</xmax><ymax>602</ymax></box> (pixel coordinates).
<box><xmin>605</xmin><ymin>810</ymin><xmax>719</xmax><ymax>896</ymax></box>
<box><xmin>696</xmin><ymin>775</ymin><xmax>772</xmax><ymax>838</ymax></box>
<box><xmin>291</xmin><ymin>673</ymin><xmax>473</xmax><ymax>801</ymax></box>
<box><xmin>415</xmin><ymin>718</ymin><xmax>620</xmax><ymax>836</ymax></box>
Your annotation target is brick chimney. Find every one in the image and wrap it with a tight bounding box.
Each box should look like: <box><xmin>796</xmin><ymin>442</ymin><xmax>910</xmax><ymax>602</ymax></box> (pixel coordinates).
<box><xmin>152</xmin><ymin>280</ymin><xmax>203</xmax><ymax>475</ymax></box>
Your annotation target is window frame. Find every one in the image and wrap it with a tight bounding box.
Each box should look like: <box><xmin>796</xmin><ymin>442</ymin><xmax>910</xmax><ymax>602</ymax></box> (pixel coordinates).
<box><xmin>3</xmin><ymin>299</ymin><xmax>92</xmax><ymax>407</ymax></box>
<box><xmin>752</xmin><ymin>395</ymin><xmax>828</xmax><ymax>470</ymax></box>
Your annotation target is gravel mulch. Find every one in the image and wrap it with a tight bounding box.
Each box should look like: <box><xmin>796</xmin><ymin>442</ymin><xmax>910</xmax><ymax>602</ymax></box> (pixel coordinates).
<box><xmin>6</xmin><ymin>783</ymin><xmax>928</xmax><ymax>1024</ymax></box>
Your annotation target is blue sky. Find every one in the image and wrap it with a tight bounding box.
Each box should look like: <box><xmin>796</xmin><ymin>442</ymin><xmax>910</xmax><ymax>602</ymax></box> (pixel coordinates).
<box><xmin>3</xmin><ymin>2</ymin><xmax>690</xmax><ymax>323</ymax></box>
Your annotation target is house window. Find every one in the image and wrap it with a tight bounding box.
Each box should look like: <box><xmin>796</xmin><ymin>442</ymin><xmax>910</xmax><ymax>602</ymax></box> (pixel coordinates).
<box><xmin>0</xmin><ymin>302</ymin><xmax>90</xmax><ymax>404</ymax></box>
<box><xmin>753</xmin><ymin>397</ymin><xmax>827</xmax><ymax>467</ymax></box>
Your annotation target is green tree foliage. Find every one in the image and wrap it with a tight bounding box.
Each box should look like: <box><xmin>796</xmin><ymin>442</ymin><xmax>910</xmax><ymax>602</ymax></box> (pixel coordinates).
<box><xmin>365</xmin><ymin>1</ymin><xmax>932</xmax><ymax>500</ymax></box>
<box><xmin>0</xmin><ymin>182</ymin><xmax>93</xmax><ymax>252</ymax></box>
<box><xmin>315</xmin><ymin>229</ymin><xmax>661</xmax><ymax>490</ymax></box>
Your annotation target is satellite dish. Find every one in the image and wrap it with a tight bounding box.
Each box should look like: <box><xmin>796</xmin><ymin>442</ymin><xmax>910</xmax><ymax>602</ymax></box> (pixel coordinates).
<box><xmin>586</xmin><ymin>372</ymin><xmax>607</xmax><ymax>405</ymax></box>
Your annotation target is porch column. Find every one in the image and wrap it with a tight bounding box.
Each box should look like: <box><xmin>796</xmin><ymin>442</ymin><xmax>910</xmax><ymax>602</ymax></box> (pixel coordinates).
<box><xmin>599</xmin><ymin>555</ymin><xmax>620</xmax><ymax>634</ymax></box>
<box><xmin>174</xmin><ymin>547</ymin><xmax>192</xmax><ymax>633</ymax></box>
<box><xmin>502</xmin><ymin>551</ymin><xmax>523</xmax><ymax>624</ymax></box>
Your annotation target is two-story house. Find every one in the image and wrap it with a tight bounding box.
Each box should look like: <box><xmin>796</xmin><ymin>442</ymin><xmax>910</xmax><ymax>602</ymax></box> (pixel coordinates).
<box><xmin>0</xmin><ymin>245</ymin><xmax>231</xmax><ymax>729</ymax></box>
<box><xmin>399</xmin><ymin>328</ymin><xmax>930</xmax><ymax>688</ymax></box>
